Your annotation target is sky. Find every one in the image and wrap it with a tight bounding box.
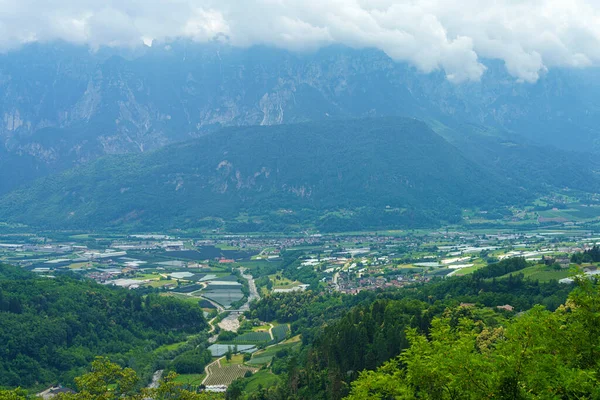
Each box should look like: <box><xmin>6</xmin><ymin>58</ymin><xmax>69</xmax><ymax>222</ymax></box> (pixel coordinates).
<box><xmin>1</xmin><ymin>0</ymin><xmax>600</xmax><ymax>83</ymax></box>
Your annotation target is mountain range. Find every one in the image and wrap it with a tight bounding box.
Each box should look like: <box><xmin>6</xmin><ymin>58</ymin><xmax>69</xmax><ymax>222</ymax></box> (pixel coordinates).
<box><xmin>0</xmin><ymin>118</ymin><xmax>529</xmax><ymax>231</ymax></box>
<box><xmin>2</xmin><ymin>41</ymin><xmax>600</xmax><ymax>196</ymax></box>
<box><xmin>2</xmin><ymin>41</ymin><xmax>600</xmax><ymax>230</ymax></box>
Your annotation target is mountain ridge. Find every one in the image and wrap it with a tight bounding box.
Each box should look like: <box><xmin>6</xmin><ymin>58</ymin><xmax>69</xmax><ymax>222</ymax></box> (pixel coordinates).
<box><xmin>2</xmin><ymin>41</ymin><xmax>600</xmax><ymax>193</ymax></box>
<box><xmin>0</xmin><ymin>117</ymin><xmax>527</xmax><ymax>231</ymax></box>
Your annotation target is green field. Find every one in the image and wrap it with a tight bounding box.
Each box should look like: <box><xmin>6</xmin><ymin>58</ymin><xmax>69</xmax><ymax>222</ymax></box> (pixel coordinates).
<box><xmin>269</xmin><ymin>274</ymin><xmax>303</xmax><ymax>289</ymax></box>
<box><xmin>159</xmin><ymin>292</ymin><xmax>203</xmax><ymax>305</ymax></box>
<box><xmin>248</xmin><ymin>341</ymin><xmax>301</xmax><ymax>365</ymax></box>
<box><xmin>233</xmin><ymin>331</ymin><xmax>272</xmax><ymax>344</ymax></box>
<box><xmin>147</xmin><ymin>280</ymin><xmax>177</xmax><ymax>288</ymax></box>
<box><xmin>243</xmin><ymin>370</ymin><xmax>281</xmax><ymax>393</ymax></box>
<box><xmin>271</xmin><ymin>324</ymin><xmax>290</xmax><ymax>342</ymax></box>
<box><xmin>497</xmin><ymin>265</ymin><xmax>576</xmax><ymax>282</ymax></box>
<box><xmin>204</xmin><ymin>362</ymin><xmax>257</xmax><ymax>386</ymax></box>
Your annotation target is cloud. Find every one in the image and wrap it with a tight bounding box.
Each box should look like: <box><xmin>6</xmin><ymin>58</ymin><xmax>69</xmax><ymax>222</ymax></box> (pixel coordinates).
<box><xmin>1</xmin><ymin>0</ymin><xmax>600</xmax><ymax>82</ymax></box>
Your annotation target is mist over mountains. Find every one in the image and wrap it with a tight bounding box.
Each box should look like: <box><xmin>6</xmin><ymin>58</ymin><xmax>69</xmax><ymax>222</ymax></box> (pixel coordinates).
<box><xmin>1</xmin><ymin>41</ymin><xmax>600</xmax><ymax>230</ymax></box>
<box><xmin>0</xmin><ymin>118</ymin><xmax>526</xmax><ymax>231</ymax></box>
<box><xmin>2</xmin><ymin>41</ymin><xmax>600</xmax><ymax>194</ymax></box>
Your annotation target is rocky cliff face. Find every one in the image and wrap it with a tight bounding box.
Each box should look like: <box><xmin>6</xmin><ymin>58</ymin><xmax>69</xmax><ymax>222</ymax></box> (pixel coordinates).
<box><xmin>0</xmin><ymin>40</ymin><xmax>599</xmax><ymax>193</ymax></box>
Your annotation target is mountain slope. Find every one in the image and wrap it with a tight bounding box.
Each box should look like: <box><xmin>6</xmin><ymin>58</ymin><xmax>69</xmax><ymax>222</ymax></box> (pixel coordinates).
<box><xmin>0</xmin><ymin>264</ymin><xmax>207</xmax><ymax>388</ymax></box>
<box><xmin>0</xmin><ymin>118</ymin><xmax>527</xmax><ymax>231</ymax></box>
<box><xmin>3</xmin><ymin>42</ymin><xmax>600</xmax><ymax>194</ymax></box>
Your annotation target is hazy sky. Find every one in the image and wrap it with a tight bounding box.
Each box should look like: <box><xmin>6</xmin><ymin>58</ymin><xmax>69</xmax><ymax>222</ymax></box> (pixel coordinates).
<box><xmin>1</xmin><ymin>0</ymin><xmax>600</xmax><ymax>82</ymax></box>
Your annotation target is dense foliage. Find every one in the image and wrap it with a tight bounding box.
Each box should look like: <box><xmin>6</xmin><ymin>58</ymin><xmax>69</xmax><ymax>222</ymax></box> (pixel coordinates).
<box><xmin>1</xmin><ymin>357</ymin><xmax>222</xmax><ymax>399</ymax></box>
<box><xmin>0</xmin><ymin>118</ymin><xmax>528</xmax><ymax>231</ymax></box>
<box><xmin>471</xmin><ymin>257</ymin><xmax>529</xmax><ymax>279</ymax></box>
<box><xmin>571</xmin><ymin>245</ymin><xmax>600</xmax><ymax>263</ymax></box>
<box><xmin>171</xmin><ymin>349</ymin><xmax>213</xmax><ymax>375</ymax></box>
<box><xmin>0</xmin><ymin>265</ymin><xmax>207</xmax><ymax>389</ymax></box>
<box><xmin>346</xmin><ymin>279</ymin><xmax>600</xmax><ymax>399</ymax></box>
<box><xmin>241</xmin><ymin>260</ymin><xmax>573</xmax><ymax>399</ymax></box>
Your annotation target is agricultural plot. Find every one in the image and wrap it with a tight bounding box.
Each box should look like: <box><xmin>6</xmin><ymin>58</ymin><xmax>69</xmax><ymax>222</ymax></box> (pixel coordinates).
<box><xmin>243</xmin><ymin>371</ymin><xmax>281</xmax><ymax>393</ymax></box>
<box><xmin>233</xmin><ymin>331</ymin><xmax>271</xmax><ymax>344</ymax></box>
<box><xmin>172</xmin><ymin>284</ymin><xmax>203</xmax><ymax>293</ymax></box>
<box><xmin>208</xmin><ymin>344</ymin><xmax>256</xmax><ymax>357</ymax></box>
<box><xmin>271</xmin><ymin>325</ymin><xmax>290</xmax><ymax>342</ymax></box>
<box><xmin>248</xmin><ymin>342</ymin><xmax>301</xmax><ymax>366</ymax></box>
<box><xmin>201</xmin><ymin>282</ymin><xmax>244</xmax><ymax>308</ymax></box>
<box><xmin>498</xmin><ymin>265</ymin><xmax>575</xmax><ymax>282</ymax></box>
<box><xmin>159</xmin><ymin>292</ymin><xmax>203</xmax><ymax>305</ymax></box>
<box><xmin>203</xmin><ymin>361</ymin><xmax>257</xmax><ymax>386</ymax></box>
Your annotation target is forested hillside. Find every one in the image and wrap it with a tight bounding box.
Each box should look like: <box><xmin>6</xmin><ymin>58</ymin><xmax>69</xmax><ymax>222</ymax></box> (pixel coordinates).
<box><xmin>0</xmin><ymin>118</ymin><xmax>527</xmax><ymax>231</ymax></box>
<box><xmin>346</xmin><ymin>280</ymin><xmax>600</xmax><ymax>399</ymax></box>
<box><xmin>0</xmin><ymin>265</ymin><xmax>207</xmax><ymax>389</ymax></box>
<box><xmin>3</xmin><ymin>42</ymin><xmax>600</xmax><ymax>197</ymax></box>
<box><xmin>237</xmin><ymin>258</ymin><xmax>574</xmax><ymax>399</ymax></box>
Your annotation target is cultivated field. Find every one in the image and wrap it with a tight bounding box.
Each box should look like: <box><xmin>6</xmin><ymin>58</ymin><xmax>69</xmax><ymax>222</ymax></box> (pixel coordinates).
<box><xmin>203</xmin><ymin>359</ymin><xmax>257</xmax><ymax>386</ymax></box>
<box><xmin>271</xmin><ymin>324</ymin><xmax>290</xmax><ymax>342</ymax></box>
<box><xmin>233</xmin><ymin>331</ymin><xmax>271</xmax><ymax>344</ymax></box>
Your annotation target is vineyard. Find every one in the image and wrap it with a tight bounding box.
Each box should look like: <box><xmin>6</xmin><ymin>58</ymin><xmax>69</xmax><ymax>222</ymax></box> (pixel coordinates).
<box><xmin>203</xmin><ymin>360</ymin><xmax>258</xmax><ymax>386</ymax></box>
<box><xmin>272</xmin><ymin>324</ymin><xmax>290</xmax><ymax>342</ymax></box>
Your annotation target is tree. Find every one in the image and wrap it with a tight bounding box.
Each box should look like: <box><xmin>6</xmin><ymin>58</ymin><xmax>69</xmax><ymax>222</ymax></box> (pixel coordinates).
<box><xmin>55</xmin><ymin>359</ymin><xmax>223</xmax><ymax>400</ymax></box>
<box><xmin>346</xmin><ymin>281</ymin><xmax>600</xmax><ymax>399</ymax></box>
<box><xmin>225</xmin><ymin>378</ymin><xmax>245</xmax><ymax>400</ymax></box>
<box><xmin>8</xmin><ymin>297</ymin><xmax>22</xmax><ymax>314</ymax></box>
<box><xmin>226</xmin><ymin>347</ymin><xmax>232</xmax><ymax>362</ymax></box>
<box><xmin>0</xmin><ymin>388</ymin><xmax>28</xmax><ymax>399</ymax></box>
<box><xmin>56</xmin><ymin>357</ymin><xmax>139</xmax><ymax>400</ymax></box>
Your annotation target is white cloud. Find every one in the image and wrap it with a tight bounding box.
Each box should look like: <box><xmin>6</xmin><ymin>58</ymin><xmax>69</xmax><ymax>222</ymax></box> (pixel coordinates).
<box><xmin>2</xmin><ymin>0</ymin><xmax>600</xmax><ymax>82</ymax></box>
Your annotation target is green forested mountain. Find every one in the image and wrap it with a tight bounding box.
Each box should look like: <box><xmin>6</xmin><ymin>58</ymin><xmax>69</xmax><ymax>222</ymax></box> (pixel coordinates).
<box><xmin>0</xmin><ymin>118</ymin><xmax>528</xmax><ymax>231</ymax></box>
<box><xmin>0</xmin><ymin>265</ymin><xmax>207</xmax><ymax>389</ymax></box>
<box><xmin>3</xmin><ymin>42</ymin><xmax>600</xmax><ymax>197</ymax></box>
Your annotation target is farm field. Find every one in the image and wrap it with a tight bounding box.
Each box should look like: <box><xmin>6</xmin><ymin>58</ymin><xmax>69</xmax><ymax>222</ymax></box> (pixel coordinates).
<box><xmin>271</xmin><ymin>324</ymin><xmax>290</xmax><ymax>342</ymax></box>
<box><xmin>251</xmin><ymin>324</ymin><xmax>271</xmax><ymax>332</ymax></box>
<box><xmin>243</xmin><ymin>370</ymin><xmax>281</xmax><ymax>392</ymax></box>
<box><xmin>208</xmin><ymin>344</ymin><xmax>256</xmax><ymax>357</ymax></box>
<box><xmin>159</xmin><ymin>292</ymin><xmax>203</xmax><ymax>305</ymax></box>
<box><xmin>201</xmin><ymin>286</ymin><xmax>244</xmax><ymax>308</ymax></box>
<box><xmin>154</xmin><ymin>340</ymin><xmax>188</xmax><ymax>353</ymax></box>
<box><xmin>66</xmin><ymin>262</ymin><xmax>94</xmax><ymax>269</ymax></box>
<box><xmin>497</xmin><ymin>265</ymin><xmax>576</xmax><ymax>282</ymax></box>
<box><xmin>269</xmin><ymin>274</ymin><xmax>303</xmax><ymax>289</ymax></box>
<box><xmin>146</xmin><ymin>280</ymin><xmax>177</xmax><ymax>288</ymax></box>
<box><xmin>248</xmin><ymin>341</ymin><xmax>302</xmax><ymax>366</ymax></box>
<box><xmin>203</xmin><ymin>359</ymin><xmax>257</xmax><ymax>386</ymax></box>
<box><xmin>233</xmin><ymin>331</ymin><xmax>272</xmax><ymax>344</ymax></box>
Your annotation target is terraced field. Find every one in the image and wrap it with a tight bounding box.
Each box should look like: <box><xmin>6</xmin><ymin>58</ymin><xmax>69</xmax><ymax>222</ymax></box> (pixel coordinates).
<box><xmin>203</xmin><ymin>359</ymin><xmax>257</xmax><ymax>386</ymax></box>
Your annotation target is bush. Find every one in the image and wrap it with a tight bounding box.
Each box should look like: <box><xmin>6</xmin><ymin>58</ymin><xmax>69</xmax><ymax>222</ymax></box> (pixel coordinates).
<box><xmin>171</xmin><ymin>349</ymin><xmax>212</xmax><ymax>374</ymax></box>
<box><xmin>218</xmin><ymin>331</ymin><xmax>238</xmax><ymax>341</ymax></box>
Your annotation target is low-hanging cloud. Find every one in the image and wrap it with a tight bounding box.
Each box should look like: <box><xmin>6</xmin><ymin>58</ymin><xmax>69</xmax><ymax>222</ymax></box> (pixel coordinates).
<box><xmin>1</xmin><ymin>0</ymin><xmax>600</xmax><ymax>83</ymax></box>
